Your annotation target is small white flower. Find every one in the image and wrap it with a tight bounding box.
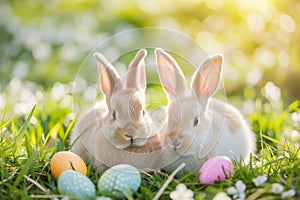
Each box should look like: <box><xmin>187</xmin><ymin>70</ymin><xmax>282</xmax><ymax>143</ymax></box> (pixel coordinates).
<box><xmin>227</xmin><ymin>180</ymin><xmax>246</xmax><ymax>200</ymax></box>
<box><xmin>213</xmin><ymin>192</ymin><xmax>232</xmax><ymax>200</ymax></box>
<box><xmin>252</xmin><ymin>175</ymin><xmax>268</xmax><ymax>187</ymax></box>
<box><xmin>271</xmin><ymin>183</ymin><xmax>284</xmax><ymax>194</ymax></box>
<box><xmin>281</xmin><ymin>189</ymin><xmax>296</xmax><ymax>199</ymax></box>
<box><xmin>170</xmin><ymin>183</ymin><xmax>194</xmax><ymax>200</ymax></box>
<box><xmin>227</xmin><ymin>187</ymin><xmax>237</xmax><ymax>195</ymax></box>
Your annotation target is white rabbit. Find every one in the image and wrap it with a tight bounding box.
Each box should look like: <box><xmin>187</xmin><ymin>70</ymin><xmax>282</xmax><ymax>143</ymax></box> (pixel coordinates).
<box><xmin>70</xmin><ymin>49</ymin><xmax>163</xmax><ymax>173</ymax></box>
<box><xmin>155</xmin><ymin>48</ymin><xmax>256</xmax><ymax>174</ymax></box>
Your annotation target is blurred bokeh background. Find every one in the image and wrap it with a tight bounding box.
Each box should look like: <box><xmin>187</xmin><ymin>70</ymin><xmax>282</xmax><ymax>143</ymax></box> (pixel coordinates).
<box><xmin>1</xmin><ymin>0</ymin><xmax>300</xmax><ymax>117</ymax></box>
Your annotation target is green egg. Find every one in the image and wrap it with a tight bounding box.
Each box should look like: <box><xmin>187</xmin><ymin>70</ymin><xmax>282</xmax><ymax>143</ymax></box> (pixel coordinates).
<box><xmin>98</xmin><ymin>164</ymin><xmax>141</xmax><ymax>198</ymax></box>
<box><xmin>58</xmin><ymin>170</ymin><xmax>96</xmax><ymax>200</ymax></box>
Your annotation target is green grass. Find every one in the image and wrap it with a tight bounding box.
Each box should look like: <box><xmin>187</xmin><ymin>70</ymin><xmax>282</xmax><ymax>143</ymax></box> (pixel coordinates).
<box><xmin>0</xmin><ymin>86</ymin><xmax>299</xmax><ymax>199</ymax></box>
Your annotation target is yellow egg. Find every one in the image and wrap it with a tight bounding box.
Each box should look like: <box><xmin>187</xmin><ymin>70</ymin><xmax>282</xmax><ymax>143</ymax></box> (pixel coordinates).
<box><xmin>50</xmin><ymin>151</ymin><xmax>87</xmax><ymax>178</ymax></box>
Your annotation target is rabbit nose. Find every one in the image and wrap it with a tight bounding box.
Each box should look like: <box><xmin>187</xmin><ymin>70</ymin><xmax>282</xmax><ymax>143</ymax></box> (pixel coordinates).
<box><xmin>169</xmin><ymin>138</ymin><xmax>181</xmax><ymax>150</ymax></box>
<box><xmin>124</xmin><ymin>123</ymin><xmax>136</xmax><ymax>135</ymax></box>
<box><xmin>123</xmin><ymin>132</ymin><xmax>133</xmax><ymax>139</ymax></box>
<box><xmin>122</xmin><ymin>132</ymin><xmax>134</xmax><ymax>144</ymax></box>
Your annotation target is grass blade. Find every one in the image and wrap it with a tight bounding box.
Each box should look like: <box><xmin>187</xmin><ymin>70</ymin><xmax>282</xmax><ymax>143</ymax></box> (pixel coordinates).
<box><xmin>15</xmin><ymin>105</ymin><xmax>36</xmax><ymax>144</ymax></box>
<box><xmin>9</xmin><ymin>156</ymin><xmax>34</xmax><ymax>195</ymax></box>
<box><xmin>25</xmin><ymin>133</ymin><xmax>33</xmax><ymax>158</ymax></box>
<box><xmin>0</xmin><ymin>117</ymin><xmax>14</xmax><ymax>131</ymax></box>
<box><xmin>262</xmin><ymin>134</ymin><xmax>284</xmax><ymax>147</ymax></box>
<box><xmin>61</xmin><ymin>116</ymin><xmax>77</xmax><ymax>147</ymax></box>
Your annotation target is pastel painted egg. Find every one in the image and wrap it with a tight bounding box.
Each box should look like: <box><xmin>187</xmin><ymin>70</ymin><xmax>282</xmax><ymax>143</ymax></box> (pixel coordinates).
<box><xmin>50</xmin><ymin>151</ymin><xmax>87</xmax><ymax>178</ymax></box>
<box><xmin>58</xmin><ymin>170</ymin><xmax>96</xmax><ymax>199</ymax></box>
<box><xmin>199</xmin><ymin>156</ymin><xmax>234</xmax><ymax>184</ymax></box>
<box><xmin>98</xmin><ymin>164</ymin><xmax>141</xmax><ymax>198</ymax></box>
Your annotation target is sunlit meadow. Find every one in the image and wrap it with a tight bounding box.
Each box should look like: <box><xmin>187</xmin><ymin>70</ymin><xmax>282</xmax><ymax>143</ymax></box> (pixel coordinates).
<box><xmin>1</xmin><ymin>0</ymin><xmax>300</xmax><ymax>199</ymax></box>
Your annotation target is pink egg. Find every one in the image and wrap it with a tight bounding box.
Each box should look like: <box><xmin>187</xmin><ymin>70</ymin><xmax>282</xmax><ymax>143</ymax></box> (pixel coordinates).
<box><xmin>199</xmin><ymin>156</ymin><xmax>234</xmax><ymax>184</ymax></box>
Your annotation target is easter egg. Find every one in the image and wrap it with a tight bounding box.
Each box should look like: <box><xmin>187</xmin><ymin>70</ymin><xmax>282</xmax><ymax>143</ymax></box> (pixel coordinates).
<box><xmin>50</xmin><ymin>151</ymin><xmax>87</xmax><ymax>178</ymax></box>
<box><xmin>58</xmin><ymin>170</ymin><xmax>96</xmax><ymax>199</ymax></box>
<box><xmin>98</xmin><ymin>164</ymin><xmax>141</xmax><ymax>198</ymax></box>
<box><xmin>199</xmin><ymin>156</ymin><xmax>234</xmax><ymax>184</ymax></box>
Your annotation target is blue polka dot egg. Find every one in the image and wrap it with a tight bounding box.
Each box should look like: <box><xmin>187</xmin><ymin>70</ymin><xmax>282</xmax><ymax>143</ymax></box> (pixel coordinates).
<box><xmin>98</xmin><ymin>164</ymin><xmax>141</xmax><ymax>198</ymax></box>
<box><xmin>58</xmin><ymin>170</ymin><xmax>96</xmax><ymax>199</ymax></box>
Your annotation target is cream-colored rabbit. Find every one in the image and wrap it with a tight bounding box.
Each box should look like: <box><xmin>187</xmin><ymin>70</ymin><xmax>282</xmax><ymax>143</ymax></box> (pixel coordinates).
<box><xmin>70</xmin><ymin>49</ymin><xmax>163</xmax><ymax>173</ymax></box>
<box><xmin>155</xmin><ymin>48</ymin><xmax>256</xmax><ymax>174</ymax></box>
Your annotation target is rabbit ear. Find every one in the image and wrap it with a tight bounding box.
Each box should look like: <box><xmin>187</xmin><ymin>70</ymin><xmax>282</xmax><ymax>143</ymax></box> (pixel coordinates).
<box><xmin>125</xmin><ymin>49</ymin><xmax>147</xmax><ymax>92</ymax></box>
<box><xmin>94</xmin><ymin>52</ymin><xmax>122</xmax><ymax>99</ymax></box>
<box><xmin>155</xmin><ymin>48</ymin><xmax>188</xmax><ymax>99</ymax></box>
<box><xmin>191</xmin><ymin>54</ymin><xmax>223</xmax><ymax>101</ymax></box>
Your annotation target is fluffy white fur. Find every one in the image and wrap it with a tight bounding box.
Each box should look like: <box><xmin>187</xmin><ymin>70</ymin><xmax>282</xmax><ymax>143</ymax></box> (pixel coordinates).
<box><xmin>155</xmin><ymin>48</ymin><xmax>256</xmax><ymax>175</ymax></box>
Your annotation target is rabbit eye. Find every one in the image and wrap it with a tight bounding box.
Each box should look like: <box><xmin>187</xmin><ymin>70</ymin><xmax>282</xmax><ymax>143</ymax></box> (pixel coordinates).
<box><xmin>112</xmin><ymin>110</ymin><xmax>116</xmax><ymax>120</ymax></box>
<box><xmin>143</xmin><ymin>110</ymin><xmax>145</xmax><ymax>116</ymax></box>
<box><xmin>193</xmin><ymin>117</ymin><xmax>199</xmax><ymax>127</ymax></box>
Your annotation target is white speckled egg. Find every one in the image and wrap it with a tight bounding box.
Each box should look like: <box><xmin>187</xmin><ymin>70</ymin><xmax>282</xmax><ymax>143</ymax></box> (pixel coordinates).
<box><xmin>58</xmin><ymin>170</ymin><xmax>96</xmax><ymax>199</ymax></box>
<box><xmin>98</xmin><ymin>164</ymin><xmax>141</xmax><ymax>198</ymax></box>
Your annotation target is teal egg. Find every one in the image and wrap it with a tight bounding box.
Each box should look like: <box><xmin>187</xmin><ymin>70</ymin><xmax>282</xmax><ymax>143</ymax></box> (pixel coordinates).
<box><xmin>98</xmin><ymin>164</ymin><xmax>141</xmax><ymax>198</ymax></box>
<box><xmin>58</xmin><ymin>170</ymin><xmax>96</xmax><ymax>200</ymax></box>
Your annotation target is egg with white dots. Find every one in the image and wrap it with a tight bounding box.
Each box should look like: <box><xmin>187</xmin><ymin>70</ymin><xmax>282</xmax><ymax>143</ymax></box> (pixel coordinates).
<box><xmin>58</xmin><ymin>170</ymin><xmax>96</xmax><ymax>200</ymax></box>
<box><xmin>98</xmin><ymin>164</ymin><xmax>141</xmax><ymax>198</ymax></box>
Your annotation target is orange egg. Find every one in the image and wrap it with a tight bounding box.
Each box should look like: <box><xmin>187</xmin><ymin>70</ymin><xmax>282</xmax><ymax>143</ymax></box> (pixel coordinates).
<box><xmin>50</xmin><ymin>151</ymin><xmax>87</xmax><ymax>178</ymax></box>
